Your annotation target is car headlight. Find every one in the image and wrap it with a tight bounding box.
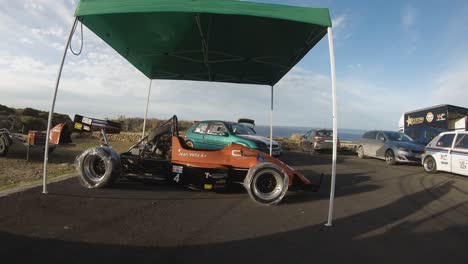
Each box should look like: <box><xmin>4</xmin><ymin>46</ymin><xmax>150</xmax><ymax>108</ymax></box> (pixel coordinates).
<box><xmin>398</xmin><ymin>147</ymin><xmax>409</xmax><ymax>152</ymax></box>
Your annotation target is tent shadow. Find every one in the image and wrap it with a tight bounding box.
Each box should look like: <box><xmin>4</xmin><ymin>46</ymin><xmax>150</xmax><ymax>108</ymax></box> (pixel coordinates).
<box><xmin>1</xmin><ymin>181</ymin><xmax>465</xmax><ymax>264</ymax></box>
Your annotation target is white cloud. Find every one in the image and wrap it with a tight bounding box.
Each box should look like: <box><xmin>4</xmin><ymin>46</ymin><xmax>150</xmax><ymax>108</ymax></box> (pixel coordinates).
<box><xmin>331</xmin><ymin>14</ymin><xmax>351</xmax><ymax>41</ymax></box>
<box><xmin>19</xmin><ymin>37</ymin><xmax>34</xmax><ymax>45</ymax></box>
<box><xmin>24</xmin><ymin>0</ymin><xmax>44</xmax><ymax>11</ymax></box>
<box><xmin>432</xmin><ymin>60</ymin><xmax>468</xmax><ymax>106</ymax></box>
<box><xmin>402</xmin><ymin>6</ymin><xmax>415</xmax><ymax>29</ymax></box>
<box><xmin>347</xmin><ymin>64</ymin><xmax>362</xmax><ymax>70</ymax></box>
<box><xmin>32</xmin><ymin>27</ymin><xmax>65</xmax><ymax>39</ymax></box>
<box><xmin>401</xmin><ymin>5</ymin><xmax>418</xmax><ymax>54</ymax></box>
<box><xmin>0</xmin><ymin>0</ymin><xmax>414</xmax><ymax>130</ymax></box>
<box><xmin>332</xmin><ymin>15</ymin><xmax>346</xmax><ymax>29</ymax></box>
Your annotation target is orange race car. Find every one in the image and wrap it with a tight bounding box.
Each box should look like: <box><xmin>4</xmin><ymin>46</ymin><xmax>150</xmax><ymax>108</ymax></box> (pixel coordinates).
<box><xmin>75</xmin><ymin>115</ymin><xmax>322</xmax><ymax>205</ymax></box>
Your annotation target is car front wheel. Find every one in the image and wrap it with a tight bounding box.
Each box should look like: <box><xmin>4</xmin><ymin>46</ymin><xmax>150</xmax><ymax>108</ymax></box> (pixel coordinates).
<box><xmin>76</xmin><ymin>147</ymin><xmax>122</xmax><ymax>188</ymax></box>
<box><xmin>357</xmin><ymin>146</ymin><xmax>365</xmax><ymax>159</ymax></box>
<box><xmin>423</xmin><ymin>156</ymin><xmax>437</xmax><ymax>173</ymax></box>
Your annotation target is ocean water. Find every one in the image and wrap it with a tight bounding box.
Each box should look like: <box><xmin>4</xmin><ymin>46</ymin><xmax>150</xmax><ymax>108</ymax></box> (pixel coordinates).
<box><xmin>254</xmin><ymin>125</ymin><xmax>365</xmax><ymax>142</ymax></box>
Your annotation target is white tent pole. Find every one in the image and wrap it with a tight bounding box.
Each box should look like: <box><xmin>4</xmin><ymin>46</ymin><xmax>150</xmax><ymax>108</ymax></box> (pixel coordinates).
<box><xmin>269</xmin><ymin>85</ymin><xmax>274</xmax><ymax>156</ymax></box>
<box><xmin>326</xmin><ymin>27</ymin><xmax>338</xmax><ymax>226</ymax></box>
<box><xmin>42</xmin><ymin>17</ymin><xmax>78</xmax><ymax>194</ymax></box>
<box><xmin>142</xmin><ymin>79</ymin><xmax>152</xmax><ymax>139</ymax></box>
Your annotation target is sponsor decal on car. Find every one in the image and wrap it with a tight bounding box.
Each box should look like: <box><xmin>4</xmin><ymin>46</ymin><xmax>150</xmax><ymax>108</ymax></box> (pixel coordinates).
<box><xmin>426</xmin><ymin>112</ymin><xmax>434</xmax><ymax>122</ymax></box>
<box><xmin>172</xmin><ymin>165</ymin><xmax>183</xmax><ymax>173</ymax></box>
<box><xmin>460</xmin><ymin>160</ymin><xmax>467</xmax><ymax>170</ymax></box>
<box><xmin>177</xmin><ymin>150</ymin><xmax>207</xmax><ymax>158</ymax></box>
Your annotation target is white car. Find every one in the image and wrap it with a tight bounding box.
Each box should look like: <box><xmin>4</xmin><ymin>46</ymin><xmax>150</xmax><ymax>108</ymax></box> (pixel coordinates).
<box><xmin>422</xmin><ymin>131</ymin><xmax>468</xmax><ymax>176</ymax></box>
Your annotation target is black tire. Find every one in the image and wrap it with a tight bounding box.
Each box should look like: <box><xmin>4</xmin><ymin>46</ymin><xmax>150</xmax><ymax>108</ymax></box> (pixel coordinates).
<box><xmin>0</xmin><ymin>135</ymin><xmax>8</xmax><ymax>157</ymax></box>
<box><xmin>244</xmin><ymin>162</ymin><xmax>288</xmax><ymax>206</ymax></box>
<box><xmin>385</xmin><ymin>149</ymin><xmax>396</xmax><ymax>165</ymax></box>
<box><xmin>357</xmin><ymin>145</ymin><xmax>365</xmax><ymax>159</ymax></box>
<box><xmin>76</xmin><ymin>147</ymin><xmax>122</xmax><ymax>188</ymax></box>
<box><xmin>423</xmin><ymin>156</ymin><xmax>437</xmax><ymax>173</ymax></box>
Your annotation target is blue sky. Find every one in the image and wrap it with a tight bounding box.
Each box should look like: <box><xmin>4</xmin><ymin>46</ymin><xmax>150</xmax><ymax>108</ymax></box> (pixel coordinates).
<box><xmin>0</xmin><ymin>0</ymin><xmax>467</xmax><ymax>130</ymax></box>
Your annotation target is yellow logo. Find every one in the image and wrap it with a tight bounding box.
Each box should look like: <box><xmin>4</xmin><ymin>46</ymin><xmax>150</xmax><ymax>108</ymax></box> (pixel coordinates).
<box><xmin>74</xmin><ymin>123</ymin><xmax>83</xmax><ymax>130</ymax></box>
<box><xmin>406</xmin><ymin>116</ymin><xmax>424</xmax><ymax>126</ymax></box>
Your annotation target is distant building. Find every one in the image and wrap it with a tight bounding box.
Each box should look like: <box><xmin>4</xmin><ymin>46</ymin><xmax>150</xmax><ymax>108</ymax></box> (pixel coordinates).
<box><xmin>399</xmin><ymin>104</ymin><xmax>468</xmax><ymax>144</ymax></box>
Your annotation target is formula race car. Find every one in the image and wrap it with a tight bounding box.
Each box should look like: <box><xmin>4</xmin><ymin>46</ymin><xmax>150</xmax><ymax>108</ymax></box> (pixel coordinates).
<box><xmin>74</xmin><ymin>115</ymin><xmax>322</xmax><ymax>205</ymax></box>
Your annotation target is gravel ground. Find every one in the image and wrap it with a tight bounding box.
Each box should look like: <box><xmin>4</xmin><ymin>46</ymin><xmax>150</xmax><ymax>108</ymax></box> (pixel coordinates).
<box><xmin>0</xmin><ymin>138</ymin><xmax>132</xmax><ymax>190</ymax></box>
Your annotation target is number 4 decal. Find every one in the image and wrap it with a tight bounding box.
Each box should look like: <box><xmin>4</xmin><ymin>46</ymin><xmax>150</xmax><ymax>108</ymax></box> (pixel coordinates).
<box><xmin>173</xmin><ymin>174</ymin><xmax>181</xmax><ymax>183</ymax></box>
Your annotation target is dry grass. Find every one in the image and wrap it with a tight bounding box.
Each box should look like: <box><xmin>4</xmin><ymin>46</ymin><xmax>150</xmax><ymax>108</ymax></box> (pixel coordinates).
<box><xmin>0</xmin><ymin>138</ymin><xmax>132</xmax><ymax>190</ymax></box>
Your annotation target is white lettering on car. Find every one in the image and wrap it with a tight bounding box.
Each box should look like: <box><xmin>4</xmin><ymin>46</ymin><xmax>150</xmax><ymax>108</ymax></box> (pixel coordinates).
<box><xmin>178</xmin><ymin>152</ymin><xmax>207</xmax><ymax>158</ymax></box>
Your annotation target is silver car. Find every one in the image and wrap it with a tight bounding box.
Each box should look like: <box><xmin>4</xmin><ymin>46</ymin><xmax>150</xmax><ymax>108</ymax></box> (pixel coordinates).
<box><xmin>300</xmin><ymin>129</ymin><xmax>340</xmax><ymax>152</ymax></box>
<box><xmin>356</xmin><ymin>130</ymin><xmax>425</xmax><ymax>165</ymax></box>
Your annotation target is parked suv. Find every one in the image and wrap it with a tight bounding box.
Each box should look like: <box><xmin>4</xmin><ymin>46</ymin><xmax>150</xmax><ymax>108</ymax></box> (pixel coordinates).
<box><xmin>185</xmin><ymin>120</ymin><xmax>282</xmax><ymax>156</ymax></box>
<box><xmin>422</xmin><ymin>131</ymin><xmax>468</xmax><ymax>176</ymax></box>
<box><xmin>300</xmin><ymin>129</ymin><xmax>339</xmax><ymax>152</ymax></box>
<box><xmin>357</xmin><ymin>130</ymin><xmax>424</xmax><ymax>165</ymax></box>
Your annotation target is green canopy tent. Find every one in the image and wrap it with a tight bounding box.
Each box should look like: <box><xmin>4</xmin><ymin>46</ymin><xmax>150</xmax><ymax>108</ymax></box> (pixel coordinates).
<box><xmin>43</xmin><ymin>0</ymin><xmax>338</xmax><ymax>225</ymax></box>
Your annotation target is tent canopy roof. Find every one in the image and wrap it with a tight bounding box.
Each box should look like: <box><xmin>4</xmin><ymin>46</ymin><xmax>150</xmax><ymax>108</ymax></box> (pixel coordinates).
<box><xmin>75</xmin><ymin>0</ymin><xmax>331</xmax><ymax>85</ymax></box>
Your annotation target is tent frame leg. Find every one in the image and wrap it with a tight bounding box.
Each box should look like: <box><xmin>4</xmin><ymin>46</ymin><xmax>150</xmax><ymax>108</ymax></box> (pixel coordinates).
<box><xmin>325</xmin><ymin>27</ymin><xmax>338</xmax><ymax>226</ymax></box>
<box><xmin>269</xmin><ymin>85</ymin><xmax>274</xmax><ymax>156</ymax></box>
<box><xmin>142</xmin><ymin>79</ymin><xmax>152</xmax><ymax>139</ymax></box>
<box><xmin>42</xmin><ymin>17</ymin><xmax>78</xmax><ymax>194</ymax></box>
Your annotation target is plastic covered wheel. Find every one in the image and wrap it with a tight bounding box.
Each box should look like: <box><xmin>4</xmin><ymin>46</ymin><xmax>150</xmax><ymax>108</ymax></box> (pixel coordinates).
<box><xmin>0</xmin><ymin>135</ymin><xmax>8</xmax><ymax>157</ymax></box>
<box><xmin>385</xmin><ymin>149</ymin><xmax>396</xmax><ymax>165</ymax></box>
<box><xmin>244</xmin><ymin>162</ymin><xmax>288</xmax><ymax>206</ymax></box>
<box><xmin>75</xmin><ymin>146</ymin><xmax>122</xmax><ymax>188</ymax></box>
<box><xmin>423</xmin><ymin>156</ymin><xmax>437</xmax><ymax>173</ymax></box>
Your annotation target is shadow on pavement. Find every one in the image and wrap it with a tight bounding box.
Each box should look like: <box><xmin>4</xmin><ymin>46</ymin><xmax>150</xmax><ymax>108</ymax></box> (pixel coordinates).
<box><xmin>1</xmin><ymin>181</ymin><xmax>466</xmax><ymax>264</ymax></box>
<box><xmin>280</xmin><ymin>151</ymin><xmax>353</xmax><ymax>166</ymax></box>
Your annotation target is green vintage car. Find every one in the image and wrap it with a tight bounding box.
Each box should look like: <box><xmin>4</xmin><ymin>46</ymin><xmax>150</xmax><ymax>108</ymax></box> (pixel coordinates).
<box><xmin>185</xmin><ymin>120</ymin><xmax>282</xmax><ymax>156</ymax></box>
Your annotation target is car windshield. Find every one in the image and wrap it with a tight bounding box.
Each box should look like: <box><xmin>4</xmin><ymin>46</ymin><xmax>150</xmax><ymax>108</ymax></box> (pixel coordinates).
<box><xmin>229</xmin><ymin>123</ymin><xmax>256</xmax><ymax>135</ymax></box>
<box><xmin>384</xmin><ymin>131</ymin><xmax>413</xmax><ymax>142</ymax></box>
<box><xmin>317</xmin><ymin>130</ymin><xmax>332</xmax><ymax>137</ymax></box>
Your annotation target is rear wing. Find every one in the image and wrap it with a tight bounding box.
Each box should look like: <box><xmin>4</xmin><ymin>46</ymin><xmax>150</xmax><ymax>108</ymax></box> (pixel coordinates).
<box><xmin>238</xmin><ymin>118</ymin><xmax>255</xmax><ymax>128</ymax></box>
<box><xmin>73</xmin><ymin>115</ymin><xmax>121</xmax><ymax>134</ymax></box>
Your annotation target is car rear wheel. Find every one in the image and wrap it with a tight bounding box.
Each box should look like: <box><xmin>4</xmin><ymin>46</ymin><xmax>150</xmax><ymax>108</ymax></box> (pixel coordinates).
<box><xmin>385</xmin><ymin>149</ymin><xmax>396</xmax><ymax>165</ymax></box>
<box><xmin>186</xmin><ymin>140</ymin><xmax>194</xmax><ymax>148</ymax></box>
<box><xmin>357</xmin><ymin>146</ymin><xmax>365</xmax><ymax>159</ymax></box>
<box><xmin>244</xmin><ymin>162</ymin><xmax>288</xmax><ymax>206</ymax></box>
<box><xmin>0</xmin><ymin>135</ymin><xmax>8</xmax><ymax>157</ymax></box>
<box><xmin>76</xmin><ymin>147</ymin><xmax>122</xmax><ymax>188</ymax></box>
<box><xmin>423</xmin><ymin>156</ymin><xmax>437</xmax><ymax>173</ymax></box>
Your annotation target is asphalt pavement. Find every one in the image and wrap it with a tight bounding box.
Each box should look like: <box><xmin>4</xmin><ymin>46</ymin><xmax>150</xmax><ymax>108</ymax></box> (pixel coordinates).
<box><xmin>1</xmin><ymin>151</ymin><xmax>467</xmax><ymax>264</ymax></box>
